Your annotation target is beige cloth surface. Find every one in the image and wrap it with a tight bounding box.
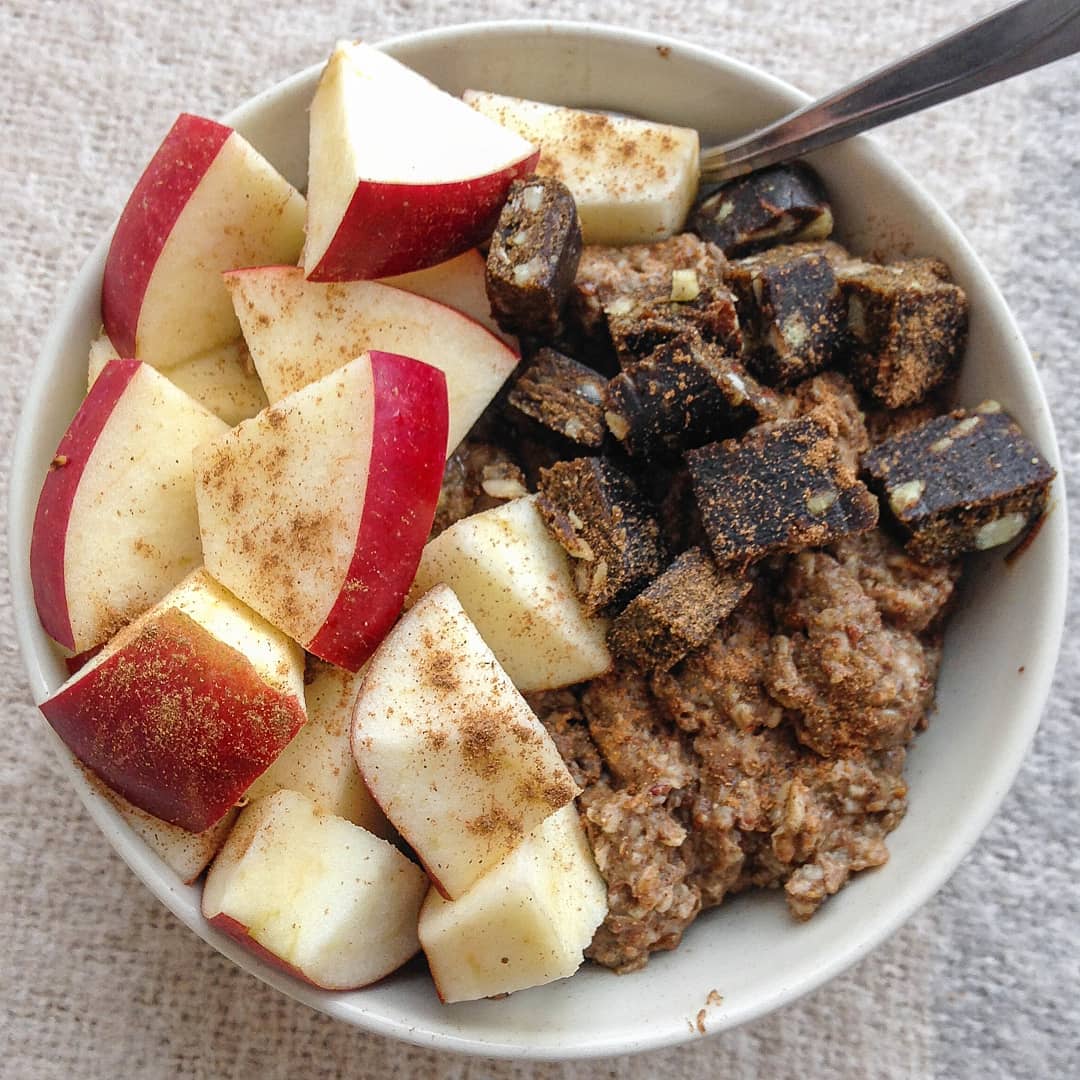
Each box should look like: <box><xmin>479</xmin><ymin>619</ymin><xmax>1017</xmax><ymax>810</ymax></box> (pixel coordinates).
<box><xmin>2</xmin><ymin>1</ymin><xmax>1078</xmax><ymax>1077</ymax></box>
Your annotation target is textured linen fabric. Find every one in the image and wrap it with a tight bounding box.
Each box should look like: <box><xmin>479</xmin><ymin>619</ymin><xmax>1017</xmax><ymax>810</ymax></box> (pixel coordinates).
<box><xmin>2</xmin><ymin>1</ymin><xmax>1078</xmax><ymax>1077</ymax></box>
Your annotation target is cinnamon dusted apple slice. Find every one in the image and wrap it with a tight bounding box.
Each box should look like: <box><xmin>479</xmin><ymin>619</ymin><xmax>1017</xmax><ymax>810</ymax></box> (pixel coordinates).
<box><xmin>351</xmin><ymin>584</ymin><xmax>579</xmax><ymax>900</ymax></box>
<box><xmin>30</xmin><ymin>359</ymin><xmax>228</xmax><ymax>653</ymax></box>
<box><xmin>102</xmin><ymin>113</ymin><xmax>306</xmax><ymax>368</ymax></box>
<box><xmin>89</xmin><ymin>332</ymin><xmax>267</xmax><ymax>426</ymax></box>
<box><xmin>86</xmin><ymin>771</ymin><xmax>237</xmax><ymax>884</ymax></box>
<box><xmin>194</xmin><ymin>351</ymin><xmax>447</xmax><ymax>671</ymax></box>
<box><xmin>242</xmin><ymin>660</ymin><xmax>393</xmax><ymax>839</ymax></box>
<box><xmin>419</xmin><ymin>805</ymin><xmax>607</xmax><ymax>1003</ymax></box>
<box><xmin>203</xmin><ymin>790</ymin><xmax>426</xmax><ymax>990</ymax></box>
<box><xmin>409</xmin><ymin>496</ymin><xmax>612</xmax><ymax>692</ymax></box>
<box><xmin>39</xmin><ymin>568</ymin><xmax>307</xmax><ymax>833</ymax></box>
<box><xmin>224</xmin><ymin>266</ymin><xmax>517</xmax><ymax>454</ymax></box>
<box><xmin>304</xmin><ymin>40</ymin><xmax>538</xmax><ymax>281</ymax></box>
<box><xmin>464</xmin><ymin>90</ymin><xmax>699</xmax><ymax>245</ymax></box>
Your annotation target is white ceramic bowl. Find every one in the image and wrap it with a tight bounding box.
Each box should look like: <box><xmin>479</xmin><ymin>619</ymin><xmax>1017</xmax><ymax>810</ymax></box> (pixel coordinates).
<box><xmin>8</xmin><ymin>20</ymin><xmax>1068</xmax><ymax>1061</ymax></box>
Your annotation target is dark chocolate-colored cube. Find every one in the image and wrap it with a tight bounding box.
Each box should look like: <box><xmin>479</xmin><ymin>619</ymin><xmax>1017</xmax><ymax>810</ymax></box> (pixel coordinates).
<box><xmin>604</xmin><ymin>329</ymin><xmax>779</xmax><ymax>459</ymax></box>
<box><xmin>537</xmin><ymin>457</ymin><xmax>664</xmax><ymax>614</ymax></box>
<box><xmin>691</xmin><ymin>162</ymin><xmax>834</xmax><ymax>258</ymax></box>
<box><xmin>838</xmin><ymin>257</ymin><xmax>968</xmax><ymax>408</ymax></box>
<box><xmin>686</xmin><ymin>417</ymin><xmax>879</xmax><ymax>565</ymax></box>
<box><xmin>725</xmin><ymin>246</ymin><xmax>847</xmax><ymax>386</ymax></box>
<box><xmin>861</xmin><ymin>402</ymin><xmax>1055</xmax><ymax>562</ymax></box>
<box><xmin>507</xmin><ymin>347</ymin><xmax>607</xmax><ymax>449</ymax></box>
<box><xmin>607</xmin><ymin>548</ymin><xmax>752</xmax><ymax>671</ymax></box>
<box><xmin>486</xmin><ymin>176</ymin><xmax>582</xmax><ymax>339</ymax></box>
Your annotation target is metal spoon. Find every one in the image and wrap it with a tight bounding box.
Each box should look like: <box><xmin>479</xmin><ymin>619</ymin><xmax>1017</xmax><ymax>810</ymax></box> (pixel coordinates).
<box><xmin>700</xmin><ymin>0</ymin><xmax>1080</xmax><ymax>183</ymax></box>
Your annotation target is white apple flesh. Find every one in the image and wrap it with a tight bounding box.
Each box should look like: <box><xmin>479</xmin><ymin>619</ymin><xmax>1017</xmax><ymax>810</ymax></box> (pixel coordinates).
<box><xmin>419</xmin><ymin>804</ymin><xmax>608</xmax><ymax>1003</ymax></box>
<box><xmin>202</xmin><ymin>790</ymin><xmax>427</xmax><ymax>990</ymax></box>
<box><xmin>88</xmin><ymin>332</ymin><xmax>267</xmax><ymax>426</ymax></box>
<box><xmin>102</xmin><ymin>113</ymin><xmax>306</xmax><ymax>368</ymax></box>
<box><xmin>194</xmin><ymin>351</ymin><xmax>448</xmax><ymax>671</ymax></box>
<box><xmin>351</xmin><ymin>583</ymin><xmax>579</xmax><ymax>900</ymax></box>
<box><xmin>409</xmin><ymin>496</ymin><xmax>612</xmax><ymax>692</ymax></box>
<box><xmin>39</xmin><ymin>568</ymin><xmax>307</xmax><ymax>833</ymax></box>
<box><xmin>304</xmin><ymin>41</ymin><xmax>538</xmax><ymax>281</ymax></box>
<box><xmin>225</xmin><ymin>266</ymin><xmax>516</xmax><ymax>454</ymax></box>
<box><xmin>464</xmin><ymin>90</ymin><xmax>699</xmax><ymax>245</ymax></box>
<box><xmin>31</xmin><ymin>359</ymin><xmax>228</xmax><ymax>653</ymax></box>
<box><xmin>243</xmin><ymin>660</ymin><xmax>393</xmax><ymax>839</ymax></box>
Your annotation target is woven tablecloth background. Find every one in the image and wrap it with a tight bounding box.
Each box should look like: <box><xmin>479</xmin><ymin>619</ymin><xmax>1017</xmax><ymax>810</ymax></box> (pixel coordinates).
<box><xmin>2</xmin><ymin>1</ymin><xmax>1078</xmax><ymax>1076</ymax></box>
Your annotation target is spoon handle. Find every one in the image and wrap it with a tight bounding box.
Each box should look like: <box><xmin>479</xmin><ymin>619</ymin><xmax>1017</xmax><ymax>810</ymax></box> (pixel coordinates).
<box><xmin>699</xmin><ymin>0</ymin><xmax>1080</xmax><ymax>183</ymax></box>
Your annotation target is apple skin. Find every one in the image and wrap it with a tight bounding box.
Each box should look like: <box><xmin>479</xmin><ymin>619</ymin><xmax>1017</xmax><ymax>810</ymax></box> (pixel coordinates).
<box><xmin>208</xmin><ymin>911</ymin><xmax>323</xmax><ymax>987</ymax></box>
<box><xmin>30</xmin><ymin>358</ymin><xmax>141</xmax><ymax>651</ymax></box>
<box><xmin>40</xmin><ymin>605</ymin><xmax>306</xmax><ymax>833</ymax></box>
<box><xmin>102</xmin><ymin>115</ymin><xmax>230</xmax><ymax>358</ymax></box>
<box><xmin>306</xmin><ymin>166</ymin><xmax>539</xmax><ymax>282</ymax></box>
<box><xmin>307</xmin><ymin>350</ymin><xmax>449</xmax><ymax>670</ymax></box>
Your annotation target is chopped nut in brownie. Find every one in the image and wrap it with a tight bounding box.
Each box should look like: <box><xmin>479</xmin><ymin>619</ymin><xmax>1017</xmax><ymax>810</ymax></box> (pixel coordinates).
<box><xmin>862</xmin><ymin>403</ymin><xmax>1056</xmax><ymax>562</ymax></box>
<box><xmin>486</xmin><ymin>175</ymin><xmax>583</xmax><ymax>340</ymax></box>
<box><xmin>567</xmin><ymin>234</ymin><xmax>741</xmax><ymax>368</ymax></box>
<box><xmin>691</xmin><ymin>162</ymin><xmax>834</xmax><ymax>258</ymax></box>
<box><xmin>686</xmin><ymin>416</ymin><xmax>878</xmax><ymax>567</ymax></box>
<box><xmin>766</xmin><ymin>551</ymin><xmax>939</xmax><ymax>756</ymax></box>
<box><xmin>507</xmin><ymin>346</ymin><xmax>608</xmax><ymax>449</ymax></box>
<box><xmin>838</xmin><ymin>257</ymin><xmax>968</xmax><ymax>408</ymax></box>
<box><xmin>604</xmin><ymin>329</ymin><xmax>778</xmax><ymax>460</ymax></box>
<box><xmin>536</xmin><ymin>457</ymin><xmax>665</xmax><ymax>614</ymax></box>
<box><xmin>608</xmin><ymin>548</ymin><xmax>751</xmax><ymax>672</ymax></box>
<box><xmin>725</xmin><ymin>245</ymin><xmax>848</xmax><ymax>385</ymax></box>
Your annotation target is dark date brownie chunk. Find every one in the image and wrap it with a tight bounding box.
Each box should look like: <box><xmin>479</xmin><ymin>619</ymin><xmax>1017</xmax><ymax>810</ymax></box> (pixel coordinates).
<box><xmin>862</xmin><ymin>402</ymin><xmax>1055</xmax><ymax>562</ymax></box>
<box><xmin>567</xmin><ymin>234</ymin><xmax>741</xmax><ymax>368</ymax></box>
<box><xmin>608</xmin><ymin>548</ymin><xmax>752</xmax><ymax>672</ymax></box>
<box><xmin>536</xmin><ymin>457</ymin><xmax>664</xmax><ymax>615</ymax></box>
<box><xmin>725</xmin><ymin>245</ymin><xmax>848</xmax><ymax>386</ymax></box>
<box><xmin>686</xmin><ymin>416</ymin><xmax>879</xmax><ymax>566</ymax></box>
<box><xmin>691</xmin><ymin>162</ymin><xmax>834</xmax><ymax>258</ymax></box>
<box><xmin>604</xmin><ymin>329</ymin><xmax>779</xmax><ymax>460</ymax></box>
<box><xmin>507</xmin><ymin>347</ymin><xmax>607</xmax><ymax>449</ymax></box>
<box><xmin>486</xmin><ymin>175</ymin><xmax>582</xmax><ymax>339</ymax></box>
<box><xmin>838</xmin><ymin>257</ymin><xmax>968</xmax><ymax>408</ymax></box>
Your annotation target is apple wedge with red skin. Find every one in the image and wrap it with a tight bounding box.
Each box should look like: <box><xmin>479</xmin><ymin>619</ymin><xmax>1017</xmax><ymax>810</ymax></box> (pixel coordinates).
<box><xmin>39</xmin><ymin>568</ymin><xmax>307</xmax><ymax>833</ymax></box>
<box><xmin>203</xmin><ymin>789</ymin><xmax>427</xmax><ymax>990</ymax></box>
<box><xmin>351</xmin><ymin>583</ymin><xmax>579</xmax><ymax>900</ymax></box>
<box><xmin>303</xmin><ymin>40</ymin><xmax>538</xmax><ymax>281</ymax></box>
<box><xmin>194</xmin><ymin>350</ymin><xmax>448</xmax><ymax>671</ymax></box>
<box><xmin>31</xmin><ymin>359</ymin><xmax>228</xmax><ymax>653</ymax></box>
<box><xmin>224</xmin><ymin>266</ymin><xmax>514</xmax><ymax>456</ymax></box>
<box><xmin>102</xmin><ymin>113</ymin><xmax>306</xmax><ymax>369</ymax></box>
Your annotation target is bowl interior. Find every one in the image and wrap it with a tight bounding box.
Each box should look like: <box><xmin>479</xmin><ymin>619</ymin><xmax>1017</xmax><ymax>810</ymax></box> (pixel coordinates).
<box><xmin>7</xmin><ymin>20</ymin><xmax>1067</xmax><ymax>1060</ymax></box>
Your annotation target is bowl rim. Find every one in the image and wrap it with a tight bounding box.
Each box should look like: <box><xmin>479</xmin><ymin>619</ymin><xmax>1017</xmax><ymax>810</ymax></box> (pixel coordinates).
<box><xmin>7</xmin><ymin>17</ymin><xmax>1069</xmax><ymax>1061</ymax></box>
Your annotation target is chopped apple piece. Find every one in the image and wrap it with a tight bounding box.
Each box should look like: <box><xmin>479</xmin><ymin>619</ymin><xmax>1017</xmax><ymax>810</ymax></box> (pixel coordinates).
<box><xmin>102</xmin><ymin>113</ymin><xmax>306</xmax><ymax>368</ymax></box>
<box><xmin>194</xmin><ymin>351</ymin><xmax>447</xmax><ymax>671</ymax></box>
<box><xmin>203</xmin><ymin>790</ymin><xmax>426</xmax><ymax>990</ymax></box>
<box><xmin>39</xmin><ymin>568</ymin><xmax>307</xmax><ymax>833</ymax></box>
<box><xmin>243</xmin><ymin>660</ymin><xmax>393</xmax><ymax>838</ymax></box>
<box><xmin>224</xmin><ymin>266</ymin><xmax>516</xmax><ymax>454</ymax></box>
<box><xmin>379</xmin><ymin>249</ymin><xmax>513</xmax><ymax>345</ymax></box>
<box><xmin>86</xmin><ymin>770</ymin><xmax>237</xmax><ymax>884</ymax></box>
<box><xmin>304</xmin><ymin>41</ymin><xmax>538</xmax><ymax>280</ymax></box>
<box><xmin>419</xmin><ymin>804</ymin><xmax>607</xmax><ymax>1003</ymax></box>
<box><xmin>31</xmin><ymin>359</ymin><xmax>228</xmax><ymax>653</ymax></box>
<box><xmin>351</xmin><ymin>583</ymin><xmax>579</xmax><ymax>900</ymax></box>
<box><xmin>410</xmin><ymin>496</ymin><xmax>611</xmax><ymax>691</ymax></box>
<box><xmin>464</xmin><ymin>90</ymin><xmax>699</xmax><ymax>245</ymax></box>
<box><xmin>88</xmin><ymin>332</ymin><xmax>267</xmax><ymax>426</ymax></box>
